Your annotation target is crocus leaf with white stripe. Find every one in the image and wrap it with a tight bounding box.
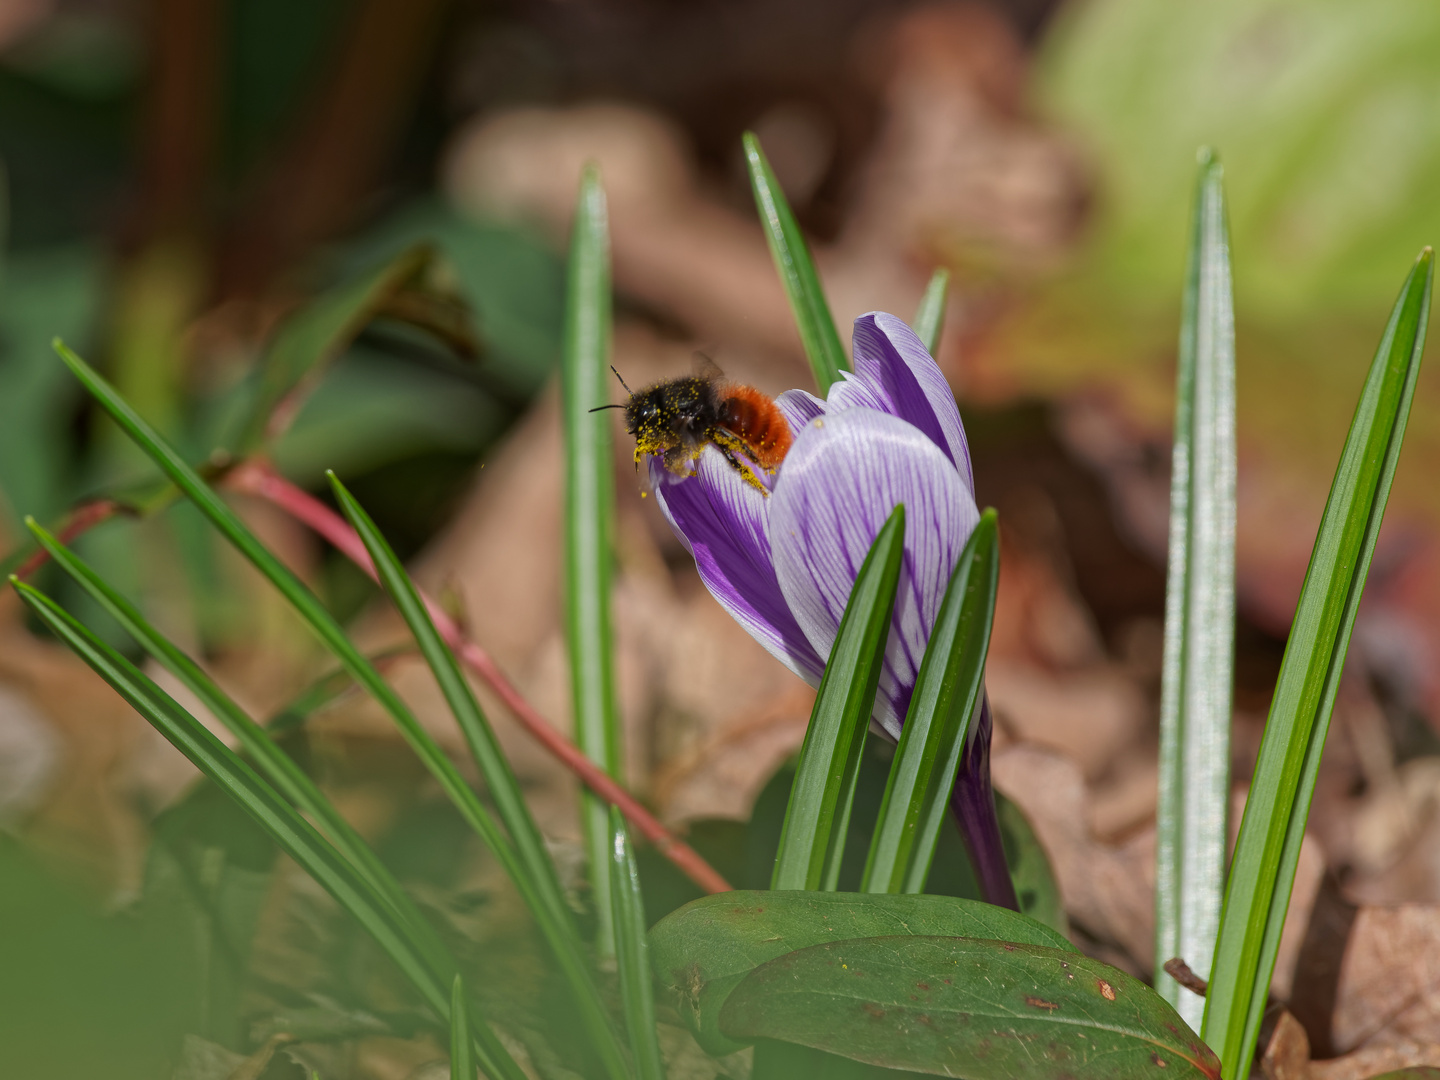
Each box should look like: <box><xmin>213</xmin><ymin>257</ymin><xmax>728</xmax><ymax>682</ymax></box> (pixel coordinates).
<box><xmin>1155</xmin><ymin>149</ymin><xmax>1236</xmax><ymax>1032</ymax></box>
<box><xmin>561</xmin><ymin>164</ymin><xmax>624</xmax><ymax>957</ymax></box>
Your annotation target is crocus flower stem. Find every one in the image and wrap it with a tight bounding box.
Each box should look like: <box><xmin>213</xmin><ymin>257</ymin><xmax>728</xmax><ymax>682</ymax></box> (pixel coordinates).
<box><xmin>947</xmin><ymin>694</ymin><xmax>1017</xmax><ymax>910</ymax></box>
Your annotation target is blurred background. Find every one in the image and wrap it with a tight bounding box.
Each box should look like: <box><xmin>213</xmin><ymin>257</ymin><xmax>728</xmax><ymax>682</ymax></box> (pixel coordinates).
<box><xmin>2</xmin><ymin>0</ymin><xmax>1440</xmax><ymax>1076</ymax></box>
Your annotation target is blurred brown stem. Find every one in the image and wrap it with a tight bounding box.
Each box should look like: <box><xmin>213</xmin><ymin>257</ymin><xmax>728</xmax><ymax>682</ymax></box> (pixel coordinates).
<box><xmin>228</xmin><ymin>461</ymin><xmax>733</xmax><ymax>895</ymax></box>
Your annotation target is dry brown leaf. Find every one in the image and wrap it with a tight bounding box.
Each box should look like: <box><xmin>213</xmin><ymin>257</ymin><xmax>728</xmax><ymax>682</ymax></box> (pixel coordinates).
<box><xmin>1326</xmin><ymin>905</ymin><xmax>1440</xmax><ymax>1056</ymax></box>
<box><xmin>1263</xmin><ymin>1009</ymin><xmax>1312</xmax><ymax>1080</ymax></box>
<box><xmin>1308</xmin><ymin>1039</ymin><xmax>1440</xmax><ymax>1080</ymax></box>
<box><xmin>991</xmin><ymin>744</ymin><xmax>1156</xmax><ymax>970</ymax></box>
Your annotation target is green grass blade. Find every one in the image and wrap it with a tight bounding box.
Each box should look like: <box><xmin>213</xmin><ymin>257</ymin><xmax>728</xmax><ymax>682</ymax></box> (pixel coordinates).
<box><xmin>1204</xmin><ymin>248</ymin><xmax>1433</xmax><ymax>1078</ymax></box>
<box><xmin>742</xmin><ymin>132</ymin><xmax>847</xmax><ymax>394</ymax></box>
<box><xmin>49</xmin><ymin>340</ymin><xmax>630</xmax><ymax>1080</ymax></box>
<box><xmin>561</xmin><ymin>164</ymin><xmax>623</xmax><ymax>956</ymax></box>
<box><xmin>450</xmin><ymin>975</ymin><xmax>473</xmax><ymax>1080</ymax></box>
<box><xmin>23</xmin><ymin>518</ymin><xmax>452</xmax><ymax>977</ymax></box>
<box><xmin>1154</xmin><ymin>150</ymin><xmax>1236</xmax><ymax>1034</ymax></box>
<box><xmin>328</xmin><ymin>474</ymin><xmax>631</xmax><ymax>1080</ymax></box>
<box><xmin>912</xmin><ymin>269</ymin><xmax>951</xmax><ymax>356</ymax></box>
<box><xmin>328</xmin><ymin>474</ymin><xmax>570</xmax><ymax>927</ymax></box>
<box><xmin>610</xmin><ymin>807</ymin><xmax>666</xmax><ymax>1080</ymax></box>
<box><xmin>10</xmin><ymin>578</ymin><xmax>526</xmax><ymax>1080</ymax></box>
<box><xmin>772</xmin><ymin>508</ymin><xmax>905</xmax><ymax>891</ymax></box>
<box><xmin>861</xmin><ymin>510</ymin><xmax>999</xmax><ymax>895</ymax></box>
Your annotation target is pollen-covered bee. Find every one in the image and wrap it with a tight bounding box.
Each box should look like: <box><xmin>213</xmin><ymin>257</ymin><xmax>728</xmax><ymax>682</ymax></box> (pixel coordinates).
<box><xmin>595</xmin><ymin>362</ymin><xmax>793</xmax><ymax>493</ymax></box>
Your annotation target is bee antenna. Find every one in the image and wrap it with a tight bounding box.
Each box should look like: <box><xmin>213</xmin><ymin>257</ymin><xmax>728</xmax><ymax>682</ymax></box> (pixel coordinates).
<box><xmin>588</xmin><ymin>403</ymin><xmax>626</xmax><ymax>413</ymax></box>
<box><xmin>610</xmin><ymin>366</ymin><xmax>634</xmax><ymax>394</ymax></box>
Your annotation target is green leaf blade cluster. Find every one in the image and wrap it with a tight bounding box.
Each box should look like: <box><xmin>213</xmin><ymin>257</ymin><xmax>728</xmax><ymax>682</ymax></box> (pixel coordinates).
<box><xmin>47</xmin><ymin>339</ymin><xmax>632</xmax><ymax>1080</ymax></box>
<box><xmin>23</xmin><ymin>516</ymin><xmax>451</xmax><ymax>978</ymax></box>
<box><xmin>10</xmin><ymin>577</ymin><xmax>528</xmax><ymax>1080</ymax></box>
<box><xmin>1204</xmin><ymin>248</ymin><xmax>1433</xmax><ymax>1078</ymax></box>
<box><xmin>862</xmin><ymin>509</ymin><xmax>999</xmax><ymax>895</ymax></box>
<box><xmin>771</xmin><ymin>507</ymin><xmax>906</xmax><ymax>891</ymax></box>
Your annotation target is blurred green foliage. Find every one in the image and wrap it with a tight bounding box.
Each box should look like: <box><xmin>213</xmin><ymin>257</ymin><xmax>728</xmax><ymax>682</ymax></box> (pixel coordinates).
<box><xmin>0</xmin><ymin>243</ymin><xmax>104</xmax><ymax>527</ymax></box>
<box><xmin>0</xmin><ymin>839</ymin><xmax>193</xmax><ymax>1079</ymax></box>
<box><xmin>1040</xmin><ymin>0</ymin><xmax>1440</xmax><ymax>320</ymax></box>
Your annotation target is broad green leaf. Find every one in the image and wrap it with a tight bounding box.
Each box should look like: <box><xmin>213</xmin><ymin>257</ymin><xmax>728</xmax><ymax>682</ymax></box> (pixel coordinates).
<box><xmin>609</xmin><ymin>808</ymin><xmax>665</xmax><ymax>1080</ymax></box>
<box><xmin>720</xmin><ymin>936</ymin><xmax>1221</xmax><ymax>1079</ymax></box>
<box><xmin>1205</xmin><ymin>249</ymin><xmax>1433</xmax><ymax>1079</ymax></box>
<box><xmin>863</xmin><ymin>510</ymin><xmax>998</xmax><ymax>895</ymax></box>
<box><xmin>752</xmin><ymin>1041</ymin><xmax>910</xmax><ymax>1080</ymax></box>
<box><xmin>1154</xmin><ymin>149</ymin><xmax>1235</xmax><ymax>1032</ymax></box>
<box><xmin>912</xmin><ymin>269</ymin><xmax>951</xmax><ymax>356</ymax></box>
<box><xmin>649</xmin><ymin>889</ymin><xmax>1074</xmax><ymax>1056</ymax></box>
<box><xmin>743</xmin><ymin>132</ymin><xmax>847</xmax><ymax>393</ymax></box>
<box><xmin>560</xmin><ymin>165</ymin><xmax>624</xmax><ymax>956</ymax></box>
<box><xmin>49</xmin><ymin>341</ymin><xmax>629</xmax><ymax>1080</ymax></box>
<box><xmin>450</xmin><ymin>975</ymin><xmax>473</xmax><ymax>1080</ymax></box>
<box><xmin>234</xmin><ymin>245</ymin><xmax>448</xmax><ymax>453</ymax></box>
<box><xmin>773</xmin><ymin>508</ymin><xmax>905</xmax><ymax>891</ymax></box>
<box><xmin>9</xmin><ymin>578</ymin><xmax>526</xmax><ymax>1080</ymax></box>
<box><xmin>25</xmin><ymin>519</ymin><xmax>451</xmax><ymax>980</ymax></box>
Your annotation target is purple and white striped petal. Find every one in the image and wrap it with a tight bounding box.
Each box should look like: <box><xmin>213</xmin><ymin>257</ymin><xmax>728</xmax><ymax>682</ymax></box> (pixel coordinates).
<box><xmin>850</xmin><ymin>311</ymin><xmax>974</xmax><ymax>494</ymax></box>
<box><xmin>648</xmin><ymin>450</ymin><xmax>826</xmax><ymax>684</ymax></box>
<box><xmin>824</xmin><ymin>369</ymin><xmax>892</xmax><ymax>417</ymax></box>
<box><xmin>769</xmin><ymin>407</ymin><xmax>980</xmax><ymax>737</ymax></box>
<box><xmin>775</xmin><ymin>387</ymin><xmax>826</xmax><ymax>431</ymax></box>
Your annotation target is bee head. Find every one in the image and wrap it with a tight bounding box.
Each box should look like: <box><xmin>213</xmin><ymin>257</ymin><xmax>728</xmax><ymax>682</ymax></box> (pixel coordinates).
<box><xmin>621</xmin><ymin>390</ymin><xmax>652</xmax><ymax>425</ymax></box>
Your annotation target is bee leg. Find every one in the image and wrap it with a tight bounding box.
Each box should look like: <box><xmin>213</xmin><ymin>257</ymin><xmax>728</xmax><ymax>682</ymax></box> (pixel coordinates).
<box><xmin>663</xmin><ymin>444</ymin><xmax>701</xmax><ymax>477</ymax></box>
<box><xmin>711</xmin><ymin>431</ymin><xmax>768</xmax><ymax>494</ymax></box>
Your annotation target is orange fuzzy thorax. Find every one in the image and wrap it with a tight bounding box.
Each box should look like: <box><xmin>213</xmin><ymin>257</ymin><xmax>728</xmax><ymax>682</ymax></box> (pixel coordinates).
<box><xmin>718</xmin><ymin>384</ymin><xmax>793</xmax><ymax>470</ymax></box>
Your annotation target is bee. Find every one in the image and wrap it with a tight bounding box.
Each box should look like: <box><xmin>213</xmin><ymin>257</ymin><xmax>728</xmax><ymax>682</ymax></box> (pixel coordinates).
<box><xmin>593</xmin><ymin>361</ymin><xmax>793</xmax><ymax>493</ymax></box>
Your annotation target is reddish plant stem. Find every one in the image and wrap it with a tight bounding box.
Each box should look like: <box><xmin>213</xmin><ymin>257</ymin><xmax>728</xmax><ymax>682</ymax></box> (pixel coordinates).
<box><xmin>230</xmin><ymin>461</ymin><xmax>732</xmax><ymax>895</ymax></box>
<box><xmin>13</xmin><ymin>499</ymin><xmax>123</xmax><ymax>580</ymax></box>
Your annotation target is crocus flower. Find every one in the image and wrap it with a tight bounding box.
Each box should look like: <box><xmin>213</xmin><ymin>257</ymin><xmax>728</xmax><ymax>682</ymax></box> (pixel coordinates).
<box><xmin>647</xmin><ymin>311</ymin><xmax>1017</xmax><ymax>908</ymax></box>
